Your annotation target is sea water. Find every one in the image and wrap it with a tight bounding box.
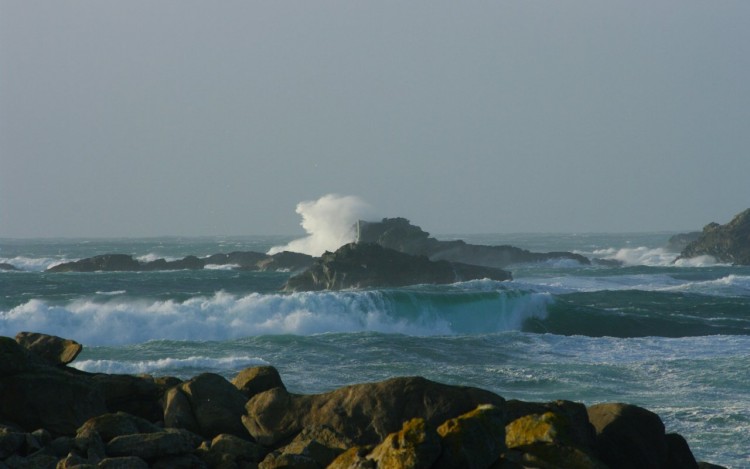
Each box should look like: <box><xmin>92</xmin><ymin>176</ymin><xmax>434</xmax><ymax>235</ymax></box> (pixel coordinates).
<box><xmin>1</xmin><ymin>233</ymin><xmax>748</xmax><ymax>467</ymax></box>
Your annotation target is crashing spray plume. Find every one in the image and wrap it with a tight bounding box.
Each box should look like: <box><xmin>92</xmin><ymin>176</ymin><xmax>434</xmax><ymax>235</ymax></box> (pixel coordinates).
<box><xmin>268</xmin><ymin>194</ymin><xmax>375</xmax><ymax>257</ymax></box>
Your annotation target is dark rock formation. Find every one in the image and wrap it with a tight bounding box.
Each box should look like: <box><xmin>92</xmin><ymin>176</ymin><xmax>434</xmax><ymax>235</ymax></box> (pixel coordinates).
<box><xmin>242</xmin><ymin>375</ymin><xmax>507</xmax><ymax>447</ymax></box>
<box><xmin>47</xmin><ymin>254</ymin><xmax>141</xmax><ymax>272</ymax></box>
<box><xmin>357</xmin><ymin>217</ymin><xmax>591</xmax><ymax>268</ymax></box>
<box><xmin>231</xmin><ymin>366</ymin><xmax>286</xmax><ymax>399</ymax></box>
<box><xmin>505</xmin><ymin>399</ymin><xmax>597</xmax><ymax>451</ymax></box>
<box><xmin>283</xmin><ymin>243</ymin><xmax>512</xmax><ymax>291</ymax></box>
<box><xmin>356</xmin><ymin>217</ymin><xmax>457</xmax><ymax>256</ymax></box>
<box><xmin>255</xmin><ymin>251</ymin><xmax>316</xmax><ymax>272</ymax></box>
<box><xmin>587</xmin><ymin>402</ymin><xmax>696</xmax><ymax>469</ymax></box>
<box><xmin>46</xmin><ymin>250</ymin><xmax>314</xmax><ymax>273</ymax></box>
<box><xmin>196</xmin><ymin>433</ymin><xmax>267</xmax><ymax>468</ymax></box>
<box><xmin>367</xmin><ymin>417</ymin><xmax>441</xmax><ymax>468</ymax></box>
<box><xmin>76</xmin><ymin>412</ymin><xmax>162</xmax><ymax>443</ymax></box>
<box><xmin>678</xmin><ymin>208</ymin><xmax>750</xmax><ymax>265</ymax></box>
<box><xmin>91</xmin><ymin>373</ymin><xmax>178</xmax><ymax>423</ymax></box>
<box><xmin>204</xmin><ymin>251</ymin><xmax>268</xmax><ymax>267</ymax></box>
<box><xmin>0</xmin><ymin>332</ymin><xmax>726</xmax><ymax>468</ymax></box>
<box><xmin>105</xmin><ymin>428</ymin><xmax>201</xmax><ymax>460</ymax></box>
<box><xmin>0</xmin><ymin>338</ymin><xmax>107</xmax><ymax>436</ymax></box>
<box><xmin>435</xmin><ymin>404</ymin><xmax>506</xmax><ymax>468</ymax></box>
<box><xmin>258</xmin><ymin>425</ymin><xmax>352</xmax><ymax>468</ymax></box>
<box><xmin>0</xmin><ymin>262</ymin><xmax>19</xmax><ymax>271</ymax></box>
<box><xmin>163</xmin><ymin>373</ymin><xmax>249</xmax><ymax>440</ymax></box>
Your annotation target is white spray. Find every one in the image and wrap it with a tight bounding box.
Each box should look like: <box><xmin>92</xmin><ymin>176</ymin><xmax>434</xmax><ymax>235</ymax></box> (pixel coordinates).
<box><xmin>268</xmin><ymin>194</ymin><xmax>375</xmax><ymax>257</ymax></box>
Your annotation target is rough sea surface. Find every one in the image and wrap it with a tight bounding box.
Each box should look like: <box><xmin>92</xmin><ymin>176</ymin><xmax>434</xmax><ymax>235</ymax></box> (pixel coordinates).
<box><xmin>1</xmin><ymin>233</ymin><xmax>748</xmax><ymax>467</ymax></box>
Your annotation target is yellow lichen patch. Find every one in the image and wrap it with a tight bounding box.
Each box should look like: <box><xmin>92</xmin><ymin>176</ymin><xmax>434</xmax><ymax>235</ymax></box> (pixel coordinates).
<box><xmin>435</xmin><ymin>404</ymin><xmax>506</xmax><ymax>468</ymax></box>
<box><xmin>327</xmin><ymin>446</ymin><xmax>375</xmax><ymax>469</ymax></box>
<box><xmin>505</xmin><ymin>412</ymin><xmax>566</xmax><ymax>448</ymax></box>
<box><xmin>368</xmin><ymin>418</ymin><xmax>441</xmax><ymax>469</ymax></box>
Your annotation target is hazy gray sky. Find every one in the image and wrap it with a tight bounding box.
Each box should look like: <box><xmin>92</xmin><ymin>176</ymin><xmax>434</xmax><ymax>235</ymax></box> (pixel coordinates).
<box><xmin>2</xmin><ymin>1</ymin><xmax>749</xmax><ymax>237</ymax></box>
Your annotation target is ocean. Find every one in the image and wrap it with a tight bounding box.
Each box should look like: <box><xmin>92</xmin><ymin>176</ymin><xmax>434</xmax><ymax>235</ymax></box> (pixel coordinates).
<box><xmin>1</xmin><ymin>232</ymin><xmax>748</xmax><ymax>467</ymax></box>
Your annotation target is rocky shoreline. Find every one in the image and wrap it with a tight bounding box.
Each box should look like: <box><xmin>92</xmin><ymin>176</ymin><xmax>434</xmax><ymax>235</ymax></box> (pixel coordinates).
<box><xmin>45</xmin><ymin>251</ymin><xmax>315</xmax><ymax>274</ymax></box>
<box><xmin>677</xmin><ymin>208</ymin><xmax>750</xmax><ymax>265</ymax></box>
<box><xmin>1</xmin><ymin>332</ymin><xmax>725</xmax><ymax>469</ymax></box>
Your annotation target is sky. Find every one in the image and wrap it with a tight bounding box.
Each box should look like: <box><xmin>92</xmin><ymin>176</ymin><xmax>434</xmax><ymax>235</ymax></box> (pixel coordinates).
<box><xmin>1</xmin><ymin>1</ymin><xmax>749</xmax><ymax>238</ymax></box>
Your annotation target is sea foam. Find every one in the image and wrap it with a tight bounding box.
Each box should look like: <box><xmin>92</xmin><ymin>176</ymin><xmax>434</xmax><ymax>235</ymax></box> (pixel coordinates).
<box><xmin>268</xmin><ymin>194</ymin><xmax>376</xmax><ymax>257</ymax></box>
<box><xmin>593</xmin><ymin>247</ymin><xmax>724</xmax><ymax>267</ymax></box>
<box><xmin>0</xmin><ymin>256</ymin><xmax>72</xmax><ymax>272</ymax></box>
<box><xmin>71</xmin><ymin>355</ymin><xmax>268</xmax><ymax>375</ymax></box>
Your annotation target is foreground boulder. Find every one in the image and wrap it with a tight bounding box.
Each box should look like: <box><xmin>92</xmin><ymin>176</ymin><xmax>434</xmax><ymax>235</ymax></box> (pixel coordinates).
<box><xmin>92</xmin><ymin>373</ymin><xmax>179</xmax><ymax>423</ymax></box>
<box><xmin>163</xmin><ymin>373</ymin><xmax>249</xmax><ymax>440</ymax></box>
<box><xmin>284</xmin><ymin>243</ymin><xmax>511</xmax><ymax>291</ymax></box>
<box><xmin>243</xmin><ymin>375</ymin><xmax>507</xmax><ymax>447</ymax></box>
<box><xmin>587</xmin><ymin>402</ymin><xmax>698</xmax><ymax>469</ymax></box>
<box><xmin>0</xmin><ymin>337</ymin><xmax>107</xmax><ymax>436</ymax></box>
<box><xmin>0</xmin><ymin>333</ymin><xmax>726</xmax><ymax>468</ymax></box>
<box><xmin>357</xmin><ymin>217</ymin><xmax>591</xmax><ymax>267</ymax></box>
<box><xmin>435</xmin><ymin>404</ymin><xmax>506</xmax><ymax>468</ymax></box>
<box><xmin>232</xmin><ymin>365</ymin><xmax>287</xmax><ymax>399</ymax></box>
<box><xmin>678</xmin><ymin>208</ymin><xmax>750</xmax><ymax>264</ymax></box>
<box><xmin>15</xmin><ymin>331</ymin><xmax>82</xmax><ymax>366</ymax></box>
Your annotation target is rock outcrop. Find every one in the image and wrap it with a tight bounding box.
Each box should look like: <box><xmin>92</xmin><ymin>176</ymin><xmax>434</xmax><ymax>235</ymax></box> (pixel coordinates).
<box><xmin>357</xmin><ymin>217</ymin><xmax>591</xmax><ymax>268</ymax></box>
<box><xmin>0</xmin><ymin>332</ymin><xmax>727</xmax><ymax>468</ymax></box>
<box><xmin>242</xmin><ymin>375</ymin><xmax>507</xmax><ymax>447</ymax></box>
<box><xmin>677</xmin><ymin>208</ymin><xmax>750</xmax><ymax>265</ymax></box>
<box><xmin>15</xmin><ymin>331</ymin><xmax>83</xmax><ymax>366</ymax></box>
<box><xmin>666</xmin><ymin>231</ymin><xmax>702</xmax><ymax>252</ymax></box>
<box><xmin>283</xmin><ymin>243</ymin><xmax>512</xmax><ymax>291</ymax></box>
<box><xmin>588</xmin><ymin>403</ymin><xmax>699</xmax><ymax>469</ymax></box>
<box><xmin>47</xmin><ymin>250</ymin><xmax>314</xmax><ymax>273</ymax></box>
<box><xmin>47</xmin><ymin>253</ymin><xmax>142</xmax><ymax>272</ymax></box>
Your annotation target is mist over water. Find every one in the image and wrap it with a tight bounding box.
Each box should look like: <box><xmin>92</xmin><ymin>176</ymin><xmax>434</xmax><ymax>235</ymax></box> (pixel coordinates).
<box><xmin>267</xmin><ymin>194</ymin><xmax>376</xmax><ymax>257</ymax></box>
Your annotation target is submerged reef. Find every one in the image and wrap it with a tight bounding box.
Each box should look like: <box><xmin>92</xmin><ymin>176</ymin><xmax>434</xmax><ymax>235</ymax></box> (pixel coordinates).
<box><xmin>0</xmin><ymin>332</ymin><xmax>724</xmax><ymax>468</ymax></box>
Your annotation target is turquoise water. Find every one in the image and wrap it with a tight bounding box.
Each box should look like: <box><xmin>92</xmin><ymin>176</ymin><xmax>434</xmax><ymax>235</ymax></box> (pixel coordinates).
<box><xmin>1</xmin><ymin>233</ymin><xmax>748</xmax><ymax>467</ymax></box>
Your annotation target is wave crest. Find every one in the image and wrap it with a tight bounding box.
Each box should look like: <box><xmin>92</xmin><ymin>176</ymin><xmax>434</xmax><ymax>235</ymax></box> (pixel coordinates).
<box><xmin>71</xmin><ymin>355</ymin><xmax>268</xmax><ymax>375</ymax></box>
<box><xmin>593</xmin><ymin>247</ymin><xmax>724</xmax><ymax>267</ymax></box>
<box><xmin>0</xmin><ymin>286</ymin><xmax>550</xmax><ymax>345</ymax></box>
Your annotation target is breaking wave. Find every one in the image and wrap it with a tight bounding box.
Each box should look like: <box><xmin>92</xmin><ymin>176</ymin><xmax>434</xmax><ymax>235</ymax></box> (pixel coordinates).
<box><xmin>0</xmin><ymin>284</ymin><xmax>550</xmax><ymax>346</ymax></box>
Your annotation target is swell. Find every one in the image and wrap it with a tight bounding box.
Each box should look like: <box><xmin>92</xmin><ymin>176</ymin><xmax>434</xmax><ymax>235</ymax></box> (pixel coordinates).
<box><xmin>525</xmin><ymin>290</ymin><xmax>750</xmax><ymax>337</ymax></box>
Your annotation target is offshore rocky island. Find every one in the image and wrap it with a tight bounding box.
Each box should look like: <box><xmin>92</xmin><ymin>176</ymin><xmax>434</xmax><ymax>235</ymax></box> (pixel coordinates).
<box><xmin>42</xmin><ymin>217</ymin><xmax>593</xmax><ymax>290</ymax></box>
<box><xmin>0</xmin><ymin>332</ymin><xmax>724</xmax><ymax>468</ymax></box>
<box><xmin>37</xmin><ymin>209</ymin><xmax>750</xmax><ymax>286</ymax></box>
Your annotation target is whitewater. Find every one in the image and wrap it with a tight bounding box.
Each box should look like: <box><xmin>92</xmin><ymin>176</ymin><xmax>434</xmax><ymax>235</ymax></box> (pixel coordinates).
<box><xmin>1</xmin><ymin>231</ymin><xmax>749</xmax><ymax>467</ymax></box>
